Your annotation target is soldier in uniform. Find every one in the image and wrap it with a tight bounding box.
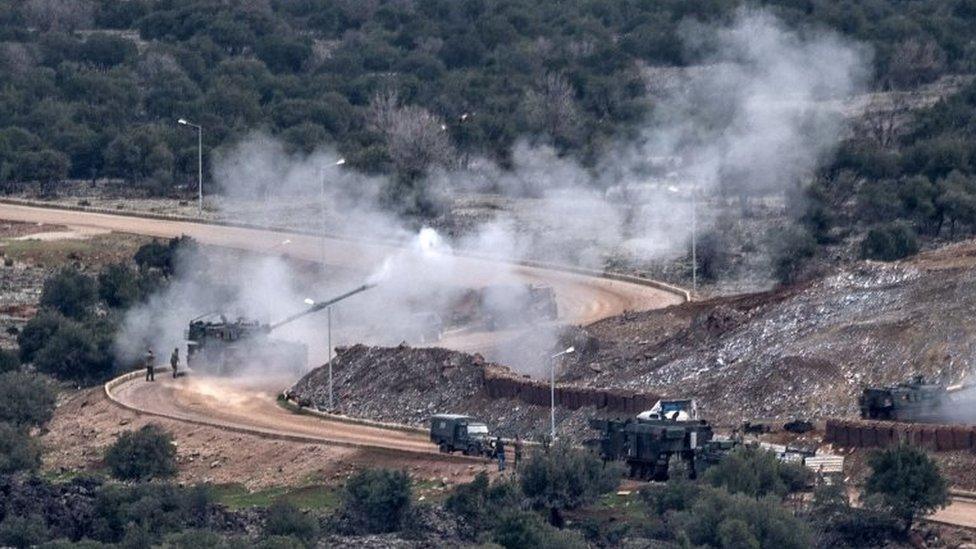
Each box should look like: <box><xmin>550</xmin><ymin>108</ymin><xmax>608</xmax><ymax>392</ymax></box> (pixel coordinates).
<box><xmin>495</xmin><ymin>436</ymin><xmax>506</xmax><ymax>472</ymax></box>
<box><xmin>145</xmin><ymin>346</ymin><xmax>155</xmax><ymax>382</ymax></box>
<box><xmin>514</xmin><ymin>435</ymin><xmax>523</xmax><ymax>470</ymax></box>
<box><xmin>170</xmin><ymin>347</ymin><xmax>180</xmax><ymax>379</ymax></box>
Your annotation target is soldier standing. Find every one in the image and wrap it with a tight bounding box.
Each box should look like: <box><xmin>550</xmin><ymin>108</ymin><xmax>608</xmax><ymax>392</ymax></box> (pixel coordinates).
<box><xmin>144</xmin><ymin>346</ymin><xmax>155</xmax><ymax>382</ymax></box>
<box><xmin>170</xmin><ymin>347</ymin><xmax>180</xmax><ymax>379</ymax></box>
<box><xmin>495</xmin><ymin>436</ymin><xmax>506</xmax><ymax>472</ymax></box>
<box><xmin>514</xmin><ymin>435</ymin><xmax>523</xmax><ymax>470</ymax></box>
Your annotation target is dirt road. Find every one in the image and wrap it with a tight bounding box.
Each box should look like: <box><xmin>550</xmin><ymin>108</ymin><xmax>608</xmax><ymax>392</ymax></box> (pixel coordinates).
<box><xmin>1</xmin><ymin>203</ymin><xmax>681</xmax><ymax>453</ymax></box>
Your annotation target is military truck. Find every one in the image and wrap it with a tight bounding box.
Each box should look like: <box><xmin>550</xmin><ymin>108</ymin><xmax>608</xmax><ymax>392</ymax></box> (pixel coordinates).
<box><xmin>186</xmin><ymin>284</ymin><xmax>373</xmax><ymax>376</ymax></box>
<box><xmin>590</xmin><ymin>399</ymin><xmax>713</xmax><ymax>480</ymax></box>
<box><xmin>430</xmin><ymin>414</ymin><xmax>493</xmax><ymax>456</ymax></box>
<box><xmin>858</xmin><ymin>375</ymin><xmax>958</xmax><ymax>422</ymax></box>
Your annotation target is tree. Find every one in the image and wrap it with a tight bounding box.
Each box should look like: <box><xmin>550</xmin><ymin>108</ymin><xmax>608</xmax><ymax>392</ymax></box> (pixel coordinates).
<box><xmin>0</xmin><ymin>421</ymin><xmax>41</xmax><ymax>474</ymax></box>
<box><xmin>340</xmin><ymin>469</ymin><xmax>412</xmax><ymax>534</ymax></box>
<box><xmin>445</xmin><ymin>472</ymin><xmax>520</xmax><ymax>536</ymax></box>
<box><xmin>12</xmin><ymin>149</ymin><xmax>69</xmax><ymax>184</ymax></box>
<box><xmin>39</xmin><ymin>267</ymin><xmax>97</xmax><ymax>319</ymax></box>
<box><xmin>0</xmin><ymin>349</ymin><xmax>19</xmax><ymax>373</ymax></box>
<box><xmin>263</xmin><ymin>501</ymin><xmax>320</xmax><ymax>544</ymax></box>
<box><xmin>0</xmin><ymin>371</ymin><xmax>57</xmax><ymax>428</ymax></box>
<box><xmin>0</xmin><ymin>512</ymin><xmax>48</xmax><ymax>549</ymax></box>
<box><xmin>105</xmin><ymin>423</ymin><xmax>178</xmax><ymax>481</ymax></box>
<box><xmin>772</xmin><ymin>225</ymin><xmax>816</xmax><ymax>285</ymax></box>
<box><xmin>864</xmin><ymin>445</ymin><xmax>948</xmax><ymax>531</ymax></box>
<box><xmin>32</xmin><ymin>320</ymin><xmax>114</xmax><ymax>382</ymax></box>
<box><xmin>860</xmin><ymin>221</ymin><xmax>920</xmax><ymax>261</ymax></box>
<box><xmin>17</xmin><ymin>310</ymin><xmax>69</xmax><ymax>363</ymax></box>
<box><xmin>21</xmin><ymin>0</ymin><xmax>94</xmax><ymax>32</ymax></box>
<box><xmin>491</xmin><ymin>509</ymin><xmax>586</xmax><ymax>549</ymax></box>
<box><xmin>519</xmin><ymin>441</ymin><xmax>621</xmax><ymax>526</ymax></box>
<box><xmin>98</xmin><ymin>263</ymin><xmax>141</xmax><ymax>309</ymax></box>
<box><xmin>703</xmin><ymin>446</ymin><xmax>810</xmax><ymax>499</ymax></box>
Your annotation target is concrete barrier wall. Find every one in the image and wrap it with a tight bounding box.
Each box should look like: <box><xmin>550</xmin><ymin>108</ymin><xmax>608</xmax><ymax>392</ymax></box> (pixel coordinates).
<box><xmin>483</xmin><ymin>368</ymin><xmax>659</xmax><ymax>413</ymax></box>
<box><xmin>825</xmin><ymin>418</ymin><xmax>976</xmax><ymax>452</ymax></box>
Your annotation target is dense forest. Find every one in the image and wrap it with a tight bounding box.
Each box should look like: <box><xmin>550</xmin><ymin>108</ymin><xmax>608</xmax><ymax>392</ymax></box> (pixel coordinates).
<box><xmin>0</xmin><ymin>0</ymin><xmax>975</xmax><ymax>193</ymax></box>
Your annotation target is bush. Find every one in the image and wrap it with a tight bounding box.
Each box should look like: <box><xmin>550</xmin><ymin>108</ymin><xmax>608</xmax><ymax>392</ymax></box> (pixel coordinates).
<box><xmin>0</xmin><ymin>421</ymin><xmax>42</xmax><ymax>474</ymax></box>
<box><xmin>17</xmin><ymin>310</ymin><xmax>69</xmax><ymax>363</ymax></box>
<box><xmin>694</xmin><ymin>229</ymin><xmax>731</xmax><ymax>282</ymax></box>
<box><xmin>519</xmin><ymin>441</ymin><xmax>621</xmax><ymax>526</ymax></box>
<box><xmin>104</xmin><ymin>424</ymin><xmax>177</xmax><ymax>481</ymax></box>
<box><xmin>0</xmin><ymin>348</ymin><xmax>19</xmax><ymax>373</ymax></box>
<box><xmin>444</xmin><ymin>472</ymin><xmax>520</xmax><ymax>536</ymax></box>
<box><xmin>772</xmin><ymin>225</ymin><xmax>817</xmax><ymax>284</ymax></box>
<box><xmin>160</xmin><ymin>529</ymin><xmax>230</xmax><ymax>549</ymax></box>
<box><xmin>262</xmin><ymin>501</ymin><xmax>319</xmax><ymax>545</ymax></box>
<box><xmin>97</xmin><ymin>263</ymin><xmax>141</xmax><ymax>309</ymax></box>
<box><xmin>340</xmin><ymin>469</ymin><xmax>412</xmax><ymax>534</ymax></box>
<box><xmin>0</xmin><ymin>513</ymin><xmax>49</xmax><ymax>549</ymax></box>
<box><xmin>860</xmin><ymin>221</ymin><xmax>920</xmax><ymax>261</ymax></box>
<box><xmin>133</xmin><ymin>236</ymin><xmax>194</xmax><ymax>276</ymax></box>
<box><xmin>32</xmin><ymin>320</ymin><xmax>114</xmax><ymax>383</ymax></box>
<box><xmin>39</xmin><ymin>267</ymin><xmax>97</xmax><ymax>319</ymax></box>
<box><xmin>0</xmin><ymin>371</ymin><xmax>57</xmax><ymax>428</ymax></box>
<box><xmin>703</xmin><ymin>446</ymin><xmax>810</xmax><ymax>499</ymax></box>
<box><xmin>668</xmin><ymin>486</ymin><xmax>811</xmax><ymax>548</ymax></box>
<box><xmin>491</xmin><ymin>509</ymin><xmax>586</xmax><ymax>549</ymax></box>
<box><xmin>90</xmin><ymin>482</ymin><xmax>213</xmax><ymax>544</ymax></box>
<box><xmin>865</xmin><ymin>445</ymin><xmax>948</xmax><ymax>531</ymax></box>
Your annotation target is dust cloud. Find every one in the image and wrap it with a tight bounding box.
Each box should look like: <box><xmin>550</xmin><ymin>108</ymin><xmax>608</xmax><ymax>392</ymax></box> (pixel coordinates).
<box><xmin>115</xmin><ymin>9</ymin><xmax>870</xmax><ymax>380</ymax></box>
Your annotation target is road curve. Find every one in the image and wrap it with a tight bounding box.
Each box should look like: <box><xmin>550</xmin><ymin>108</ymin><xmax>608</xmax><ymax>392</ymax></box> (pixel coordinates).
<box><xmin>0</xmin><ymin>202</ymin><xmax>683</xmax><ymax>457</ymax></box>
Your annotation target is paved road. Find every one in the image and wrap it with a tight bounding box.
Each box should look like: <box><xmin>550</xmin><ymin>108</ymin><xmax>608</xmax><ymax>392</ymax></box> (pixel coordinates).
<box><xmin>0</xmin><ymin>203</ymin><xmax>683</xmax><ymax>455</ymax></box>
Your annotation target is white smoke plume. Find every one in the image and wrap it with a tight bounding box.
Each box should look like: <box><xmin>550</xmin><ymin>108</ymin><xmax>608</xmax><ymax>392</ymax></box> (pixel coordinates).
<box><xmin>116</xmin><ymin>10</ymin><xmax>871</xmax><ymax>380</ymax></box>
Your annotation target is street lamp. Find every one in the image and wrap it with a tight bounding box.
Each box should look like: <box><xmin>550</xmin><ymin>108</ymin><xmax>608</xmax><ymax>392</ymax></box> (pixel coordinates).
<box><xmin>550</xmin><ymin>346</ymin><xmax>575</xmax><ymax>440</ymax></box>
<box><xmin>667</xmin><ymin>185</ymin><xmax>698</xmax><ymax>293</ymax></box>
<box><xmin>177</xmin><ymin>118</ymin><xmax>203</xmax><ymax>215</ymax></box>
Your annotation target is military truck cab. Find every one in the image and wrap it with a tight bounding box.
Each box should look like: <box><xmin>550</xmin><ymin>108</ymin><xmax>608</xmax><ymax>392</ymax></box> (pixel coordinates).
<box><xmin>430</xmin><ymin>414</ymin><xmax>490</xmax><ymax>456</ymax></box>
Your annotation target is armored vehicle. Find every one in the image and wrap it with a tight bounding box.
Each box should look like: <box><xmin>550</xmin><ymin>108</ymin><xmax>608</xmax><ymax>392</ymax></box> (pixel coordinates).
<box><xmin>589</xmin><ymin>415</ymin><xmax>715</xmax><ymax>481</ymax></box>
<box><xmin>430</xmin><ymin>414</ymin><xmax>492</xmax><ymax>456</ymax></box>
<box><xmin>186</xmin><ymin>284</ymin><xmax>373</xmax><ymax>376</ymax></box>
<box><xmin>858</xmin><ymin>375</ymin><xmax>955</xmax><ymax>422</ymax></box>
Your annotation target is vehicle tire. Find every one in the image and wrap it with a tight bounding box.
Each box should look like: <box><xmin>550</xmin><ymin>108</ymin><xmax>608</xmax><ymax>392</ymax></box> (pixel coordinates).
<box><xmin>439</xmin><ymin>443</ymin><xmax>448</xmax><ymax>453</ymax></box>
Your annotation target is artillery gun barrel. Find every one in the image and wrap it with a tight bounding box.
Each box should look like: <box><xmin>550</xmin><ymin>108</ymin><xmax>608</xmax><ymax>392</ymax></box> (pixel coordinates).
<box><xmin>269</xmin><ymin>283</ymin><xmax>376</xmax><ymax>331</ymax></box>
<box><xmin>947</xmin><ymin>383</ymin><xmax>971</xmax><ymax>393</ymax></box>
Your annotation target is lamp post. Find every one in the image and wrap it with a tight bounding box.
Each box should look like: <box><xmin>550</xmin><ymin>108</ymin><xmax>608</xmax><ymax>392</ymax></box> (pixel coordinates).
<box><xmin>550</xmin><ymin>346</ymin><xmax>575</xmax><ymax>440</ymax></box>
<box><xmin>668</xmin><ymin>185</ymin><xmax>698</xmax><ymax>293</ymax></box>
<box><xmin>177</xmin><ymin>118</ymin><xmax>203</xmax><ymax>215</ymax></box>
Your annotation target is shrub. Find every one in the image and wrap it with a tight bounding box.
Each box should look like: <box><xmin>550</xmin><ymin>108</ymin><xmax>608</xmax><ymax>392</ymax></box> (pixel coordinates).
<box><xmin>32</xmin><ymin>321</ymin><xmax>114</xmax><ymax>383</ymax></box>
<box><xmin>694</xmin><ymin>229</ymin><xmax>731</xmax><ymax>282</ymax></box>
<box><xmin>97</xmin><ymin>263</ymin><xmax>141</xmax><ymax>309</ymax></box>
<box><xmin>519</xmin><ymin>441</ymin><xmax>621</xmax><ymax>526</ymax></box>
<box><xmin>491</xmin><ymin>509</ymin><xmax>586</xmax><ymax>549</ymax></box>
<box><xmin>104</xmin><ymin>424</ymin><xmax>177</xmax><ymax>481</ymax></box>
<box><xmin>0</xmin><ymin>348</ymin><xmax>19</xmax><ymax>373</ymax></box>
<box><xmin>133</xmin><ymin>236</ymin><xmax>194</xmax><ymax>276</ymax></box>
<box><xmin>703</xmin><ymin>446</ymin><xmax>810</xmax><ymax>499</ymax></box>
<box><xmin>444</xmin><ymin>471</ymin><xmax>520</xmax><ymax>535</ymax></box>
<box><xmin>0</xmin><ymin>421</ymin><xmax>42</xmax><ymax>474</ymax></box>
<box><xmin>865</xmin><ymin>445</ymin><xmax>948</xmax><ymax>531</ymax></box>
<box><xmin>39</xmin><ymin>267</ymin><xmax>97</xmax><ymax>319</ymax></box>
<box><xmin>860</xmin><ymin>221</ymin><xmax>920</xmax><ymax>261</ymax></box>
<box><xmin>160</xmin><ymin>530</ymin><xmax>231</xmax><ymax>549</ymax></box>
<box><xmin>90</xmin><ymin>482</ymin><xmax>213</xmax><ymax>543</ymax></box>
<box><xmin>0</xmin><ymin>371</ymin><xmax>57</xmax><ymax>427</ymax></box>
<box><xmin>340</xmin><ymin>469</ymin><xmax>412</xmax><ymax>534</ymax></box>
<box><xmin>0</xmin><ymin>513</ymin><xmax>49</xmax><ymax>549</ymax></box>
<box><xmin>17</xmin><ymin>310</ymin><xmax>69</xmax><ymax>363</ymax></box>
<box><xmin>263</xmin><ymin>501</ymin><xmax>319</xmax><ymax>545</ymax></box>
<box><xmin>772</xmin><ymin>225</ymin><xmax>817</xmax><ymax>284</ymax></box>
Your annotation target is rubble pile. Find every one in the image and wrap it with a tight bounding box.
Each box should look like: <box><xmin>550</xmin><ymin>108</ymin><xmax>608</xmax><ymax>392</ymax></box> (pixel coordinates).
<box><xmin>288</xmin><ymin>344</ymin><xmax>631</xmax><ymax>441</ymax></box>
<box><xmin>573</xmin><ymin>254</ymin><xmax>976</xmax><ymax>424</ymax></box>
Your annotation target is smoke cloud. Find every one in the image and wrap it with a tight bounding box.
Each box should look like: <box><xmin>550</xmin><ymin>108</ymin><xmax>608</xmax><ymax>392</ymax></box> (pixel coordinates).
<box><xmin>116</xmin><ymin>9</ymin><xmax>870</xmax><ymax>380</ymax></box>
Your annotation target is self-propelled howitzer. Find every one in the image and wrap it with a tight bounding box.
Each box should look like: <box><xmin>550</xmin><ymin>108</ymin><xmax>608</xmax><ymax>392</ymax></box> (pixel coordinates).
<box><xmin>186</xmin><ymin>284</ymin><xmax>374</xmax><ymax>375</ymax></box>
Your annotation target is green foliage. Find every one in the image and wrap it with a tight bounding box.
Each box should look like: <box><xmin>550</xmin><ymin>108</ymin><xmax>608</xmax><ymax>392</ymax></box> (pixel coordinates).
<box><xmin>808</xmin><ymin>480</ymin><xmax>902</xmax><ymax>547</ymax></box>
<box><xmin>519</xmin><ymin>441</ymin><xmax>621</xmax><ymax>526</ymax></box>
<box><xmin>104</xmin><ymin>423</ymin><xmax>178</xmax><ymax>481</ymax></box>
<box><xmin>667</xmin><ymin>486</ymin><xmax>811</xmax><ymax>548</ymax></box>
<box><xmin>0</xmin><ymin>512</ymin><xmax>49</xmax><ymax>549</ymax></box>
<box><xmin>263</xmin><ymin>501</ymin><xmax>319</xmax><ymax>545</ymax></box>
<box><xmin>97</xmin><ymin>263</ymin><xmax>141</xmax><ymax>308</ymax></box>
<box><xmin>133</xmin><ymin>236</ymin><xmax>194</xmax><ymax>276</ymax></box>
<box><xmin>444</xmin><ymin>471</ymin><xmax>520</xmax><ymax>535</ymax></box>
<box><xmin>89</xmin><ymin>481</ymin><xmax>213</xmax><ymax>544</ymax></box>
<box><xmin>703</xmin><ymin>446</ymin><xmax>811</xmax><ymax>499</ymax></box>
<box><xmin>0</xmin><ymin>421</ymin><xmax>41</xmax><ymax>474</ymax></box>
<box><xmin>340</xmin><ymin>469</ymin><xmax>412</xmax><ymax>534</ymax></box>
<box><xmin>0</xmin><ymin>348</ymin><xmax>19</xmax><ymax>373</ymax></box>
<box><xmin>772</xmin><ymin>225</ymin><xmax>817</xmax><ymax>285</ymax></box>
<box><xmin>0</xmin><ymin>371</ymin><xmax>57</xmax><ymax>428</ymax></box>
<box><xmin>39</xmin><ymin>267</ymin><xmax>97</xmax><ymax>319</ymax></box>
<box><xmin>31</xmin><ymin>317</ymin><xmax>116</xmax><ymax>383</ymax></box>
<box><xmin>18</xmin><ymin>310</ymin><xmax>69</xmax><ymax>363</ymax></box>
<box><xmin>491</xmin><ymin>509</ymin><xmax>586</xmax><ymax>549</ymax></box>
<box><xmin>865</xmin><ymin>445</ymin><xmax>949</xmax><ymax>530</ymax></box>
<box><xmin>860</xmin><ymin>221</ymin><xmax>920</xmax><ymax>261</ymax></box>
